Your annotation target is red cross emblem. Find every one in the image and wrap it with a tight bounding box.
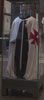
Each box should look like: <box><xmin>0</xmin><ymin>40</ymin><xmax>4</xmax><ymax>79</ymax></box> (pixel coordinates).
<box><xmin>29</xmin><ymin>29</ymin><xmax>39</xmax><ymax>47</ymax></box>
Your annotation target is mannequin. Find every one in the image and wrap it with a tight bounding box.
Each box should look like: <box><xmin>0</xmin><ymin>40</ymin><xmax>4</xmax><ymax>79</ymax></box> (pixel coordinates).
<box><xmin>6</xmin><ymin>4</ymin><xmax>39</xmax><ymax>80</ymax></box>
<box><xmin>15</xmin><ymin>4</ymin><xmax>29</xmax><ymax>78</ymax></box>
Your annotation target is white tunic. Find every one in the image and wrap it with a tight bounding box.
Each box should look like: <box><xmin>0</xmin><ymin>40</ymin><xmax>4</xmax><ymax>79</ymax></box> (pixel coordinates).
<box><xmin>6</xmin><ymin>16</ymin><xmax>39</xmax><ymax>80</ymax></box>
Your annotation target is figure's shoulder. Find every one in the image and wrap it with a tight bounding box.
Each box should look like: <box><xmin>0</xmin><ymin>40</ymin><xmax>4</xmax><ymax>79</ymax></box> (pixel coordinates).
<box><xmin>12</xmin><ymin>16</ymin><xmax>22</xmax><ymax>27</ymax></box>
<box><xmin>27</xmin><ymin>16</ymin><xmax>36</xmax><ymax>23</ymax></box>
<box><xmin>12</xmin><ymin>17</ymin><xmax>19</xmax><ymax>24</ymax></box>
<box><xmin>27</xmin><ymin>16</ymin><xmax>37</xmax><ymax>27</ymax></box>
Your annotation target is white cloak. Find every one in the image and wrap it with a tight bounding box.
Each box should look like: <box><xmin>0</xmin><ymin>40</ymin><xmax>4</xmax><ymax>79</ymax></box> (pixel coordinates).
<box><xmin>6</xmin><ymin>16</ymin><xmax>39</xmax><ymax>80</ymax></box>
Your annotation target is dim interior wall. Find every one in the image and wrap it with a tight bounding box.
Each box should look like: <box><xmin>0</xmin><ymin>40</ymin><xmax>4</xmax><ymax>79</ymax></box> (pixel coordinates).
<box><xmin>3</xmin><ymin>0</ymin><xmax>11</xmax><ymax>35</ymax></box>
<box><xmin>0</xmin><ymin>0</ymin><xmax>3</xmax><ymax>36</ymax></box>
<box><xmin>0</xmin><ymin>0</ymin><xmax>4</xmax><ymax>54</ymax></box>
<box><xmin>4</xmin><ymin>0</ymin><xmax>11</xmax><ymax>14</ymax></box>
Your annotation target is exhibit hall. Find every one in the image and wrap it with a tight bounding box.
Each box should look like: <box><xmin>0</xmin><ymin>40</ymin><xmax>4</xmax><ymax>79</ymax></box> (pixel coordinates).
<box><xmin>1</xmin><ymin>0</ymin><xmax>44</xmax><ymax>98</ymax></box>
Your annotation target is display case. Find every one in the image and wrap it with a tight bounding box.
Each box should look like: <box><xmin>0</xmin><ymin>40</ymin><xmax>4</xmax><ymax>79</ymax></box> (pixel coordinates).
<box><xmin>1</xmin><ymin>0</ymin><xmax>44</xmax><ymax>97</ymax></box>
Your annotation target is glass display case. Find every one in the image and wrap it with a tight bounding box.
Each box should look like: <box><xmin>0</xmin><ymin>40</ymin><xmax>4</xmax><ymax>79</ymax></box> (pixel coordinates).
<box><xmin>39</xmin><ymin>0</ymin><xmax>44</xmax><ymax>82</ymax></box>
<box><xmin>1</xmin><ymin>0</ymin><xmax>44</xmax><ymax>97</ymax></box>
